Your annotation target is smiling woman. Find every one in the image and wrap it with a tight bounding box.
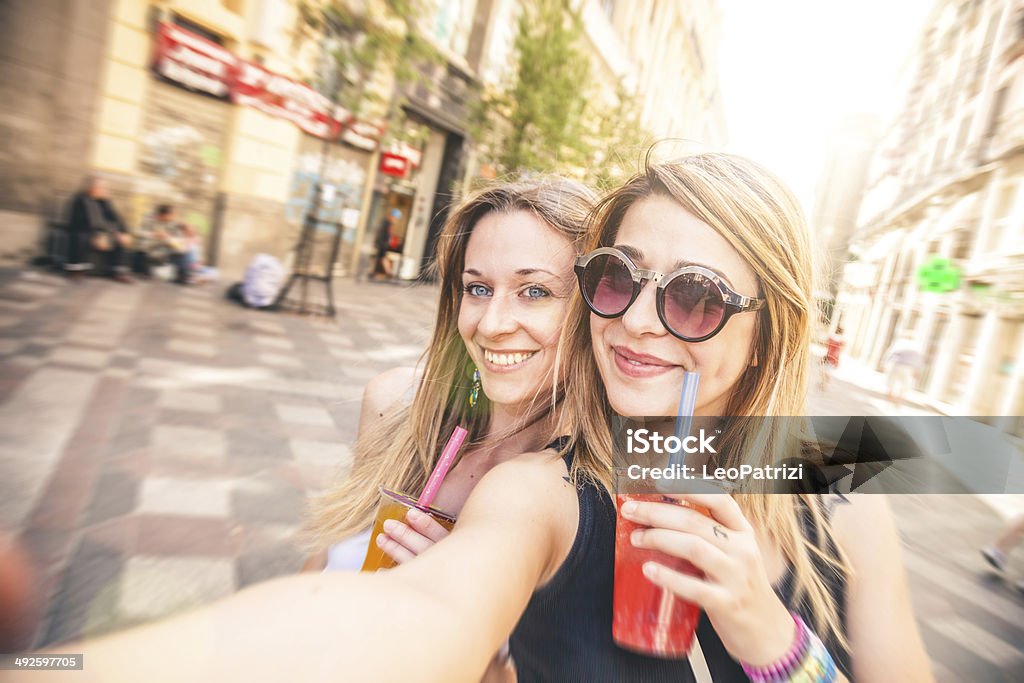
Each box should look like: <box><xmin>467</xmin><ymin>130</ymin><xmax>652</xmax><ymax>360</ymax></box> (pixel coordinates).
<box><xmin>301</xmin><ymin>179</ymin><xmax>596</xmax><ymax>593</ymax></box>
<box><xmin>459</xmin><ymin>209</ymin><xmax>578</xmax><ymax>410</ymax></box>
<box><xmin>588</xmin><ymin>194</ymin><xmax>764</xmax><ymax>418</ymax></box>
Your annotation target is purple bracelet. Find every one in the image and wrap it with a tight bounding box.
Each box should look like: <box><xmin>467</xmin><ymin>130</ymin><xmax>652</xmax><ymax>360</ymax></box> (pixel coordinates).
<box><xmin>741</xmin><ymin>612</ymin><xmax>809</xmax><ymax>682</ymax></box>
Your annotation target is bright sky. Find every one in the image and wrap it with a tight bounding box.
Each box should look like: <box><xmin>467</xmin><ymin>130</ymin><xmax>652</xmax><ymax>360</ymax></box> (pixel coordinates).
<box><xmin>718</xmin><ymin>0</ymin><xmax>935</xmax><ymax>213</ymax></box>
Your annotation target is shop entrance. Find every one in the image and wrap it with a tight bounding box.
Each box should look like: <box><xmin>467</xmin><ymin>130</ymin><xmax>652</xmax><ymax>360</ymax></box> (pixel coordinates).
<box><xmin>137</xmin><ymin>80</ymin><xmax>230</xmax><ymax>263</ymax></box>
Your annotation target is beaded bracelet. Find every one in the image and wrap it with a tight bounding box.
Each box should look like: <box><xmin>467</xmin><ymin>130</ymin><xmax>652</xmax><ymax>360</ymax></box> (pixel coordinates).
<box><xmin>740</xmin><ymin>612</ymin><xmax>837</xmax><ymax>683</ymax></box>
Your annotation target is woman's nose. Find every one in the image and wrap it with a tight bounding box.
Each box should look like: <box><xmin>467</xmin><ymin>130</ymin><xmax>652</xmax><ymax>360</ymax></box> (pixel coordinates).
<box><xmin>477</xmin><ymin>292</ymin><xmax>518</xmax><ymax>338</ymax></box>
<box><xmin>620</xmin><ymin>281</ymin><xmax>665</xmax><ymax>337</ymax></box>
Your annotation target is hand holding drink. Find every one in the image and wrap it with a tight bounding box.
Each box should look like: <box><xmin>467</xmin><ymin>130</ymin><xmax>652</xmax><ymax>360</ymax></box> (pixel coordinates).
<box><xmin>612</xmin><ymin>371</ymin><xmax>796</xmax><ymax>665</ymax></box>
<box><xmin>619</xmin><ymin>490</ymin><xmax>800</xmax><ymax>668</ymax></box>
<box><xmin>360</xmin><ymin>488</ymin><xmax>456</xmax><ymax>571</ymax></box>
<box><xmin>361</xmin><ymin>426</ymin><xmax>467</xmax><ymax>572</ymax></box>
<box><xmin>613</xmin><ymin>493</ymin><xmax>711</xmax><ymax>657</ymax></box>
<box><xmin>613</xmin><ymin>371</ymin><xmax>706</xmax><ymax>657</ymax></box>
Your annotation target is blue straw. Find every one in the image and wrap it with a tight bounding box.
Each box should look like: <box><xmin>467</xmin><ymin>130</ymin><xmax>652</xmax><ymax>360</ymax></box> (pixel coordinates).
<box><xmin>669</xmin><ymin>371</ymin><xmax>700</xmax><ymax>468</ymax></box>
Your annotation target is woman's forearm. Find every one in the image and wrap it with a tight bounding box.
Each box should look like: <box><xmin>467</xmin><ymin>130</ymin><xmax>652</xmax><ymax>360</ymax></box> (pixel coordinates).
<box><xmin>8</xmin><ymin>459</ymin><xmax>565</xmax><ymax>683</ymax></box>
<box><xmin>10</xmin><ymin>572</ymin><xmax>489</xmax><ymax>683</ymax></box>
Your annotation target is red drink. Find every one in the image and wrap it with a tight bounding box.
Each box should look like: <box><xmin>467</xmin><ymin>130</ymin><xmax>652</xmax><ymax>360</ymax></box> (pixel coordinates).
<box><xmin>612</xmin><ymin>493</ymin><xmax>707</xmax><ymax>658</ymax></box>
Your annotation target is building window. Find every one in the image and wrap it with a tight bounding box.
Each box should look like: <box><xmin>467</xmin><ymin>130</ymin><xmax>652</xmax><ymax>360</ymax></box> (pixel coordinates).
<box><xmin>172</xmin><ymin>15</ymin><xmax>225</xmax><ymax>45</ymax></box>
<box><xmin>984</xmin><ymin>85</ymin><xmax>1010</xmax><ymax>143</ymax></box>
<box><xmin>431</xmin><ymin>0</ymin><xmax>476</xmax><ymax>59</ymax></box>
<box><xmin>986</xmin><ymin>180</ymin><xmax>1021</xmax><ymax>254</ymax></box>
<box><xmin>906</xmin><ymin>311</ymin><xmax>920</xmax><ymax>334</ymax></box>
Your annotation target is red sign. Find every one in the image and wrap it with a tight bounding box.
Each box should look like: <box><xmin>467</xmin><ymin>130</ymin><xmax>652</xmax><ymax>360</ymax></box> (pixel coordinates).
<box><xmin>153</xmin><ymin>22</ymin><xmax>237</xmax><ymax>99</ymax></box>
<box><xmin>379</xmin><ymin>152</ymin><xmax>410</xmax><ymax>177</ymax></box>
<box><xmin>233</xmin><ymin>60</ymin><xmax>347</xmax><ymax>140</ymax></box>
<box><xmin>151</xmin><ymin>23</ymin><xmax>382</xmax><ymax>146</ymax></box>
<box><xmin>343</xmin><ymin>120</ymin><xmax>386</xmax><ymax>152</ymax></box>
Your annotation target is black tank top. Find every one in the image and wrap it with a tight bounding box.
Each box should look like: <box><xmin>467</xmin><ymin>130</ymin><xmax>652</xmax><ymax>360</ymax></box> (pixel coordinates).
<box><xmin>509</xmin><ymin>443</ymin><xmax>852</xmax><ymax>682</ymax></box>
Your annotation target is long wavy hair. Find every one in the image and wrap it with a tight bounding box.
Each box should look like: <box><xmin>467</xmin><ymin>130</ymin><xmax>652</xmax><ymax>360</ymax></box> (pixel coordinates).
<box><xmin>305</xmin><ymin>178</ymin><xmax>597</xmax><ymax>549</ymax></box>
<box><xmin>556</xmin><ymin>152</ymin><xmax>851</xmax><ymax>650</ymax></box>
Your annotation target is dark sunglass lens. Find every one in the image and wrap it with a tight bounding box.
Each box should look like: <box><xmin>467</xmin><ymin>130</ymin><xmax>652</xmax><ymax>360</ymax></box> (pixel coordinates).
<box><xmin>663</xmin><ymin>273</ymin><xmax>725</xmax><ymax>339</ymax></box>
<box><xmin>583</xmin><ymin>254</ymin><xmax>633</xmax><ymax>315</ymax></box>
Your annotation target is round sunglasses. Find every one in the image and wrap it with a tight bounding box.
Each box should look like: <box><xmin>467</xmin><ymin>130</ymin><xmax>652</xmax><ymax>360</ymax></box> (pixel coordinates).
<box><xmin>574</xmin><ymin>247</ymin><xmax>765</xmax><ymax>342</ymax></box>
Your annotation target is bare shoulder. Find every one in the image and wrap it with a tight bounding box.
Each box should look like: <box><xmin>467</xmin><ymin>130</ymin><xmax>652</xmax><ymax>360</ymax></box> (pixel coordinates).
<box><xmin>472</xmin><ymin>450</ymin><xmax>575</xmax><ymax>504</ymax></box>
<box><xmin>461</xmin><ymin>450</ymin><xmax>579</xmax><ymax>581</ymax></box>
<box><xmin>825</xmin><ymin>499</ymin><xmax>933</xmax><ymax>681</ymax></box>
<box><xmin>828</xmin><ymin>494</ymin><xmax>900</xmax><ymax>567</ymax></box>
<box><xmin>481</xmin><ymin>448</ymin><xmax>577</xmax><ymax>485</ymax></box>
<box><xmin>364</xmin><ymin>367</ymin><xmax>419</xmax><ymax>411</ymax></box>
<box><xmin>359</xmin><ymin>367</ymin><xmax>420</xmax><ymax>434</ymax></box>
<box><xmin>829</xmin><ymin>493</ymin><xmax>893</xmax><ymax>530</ymax></box>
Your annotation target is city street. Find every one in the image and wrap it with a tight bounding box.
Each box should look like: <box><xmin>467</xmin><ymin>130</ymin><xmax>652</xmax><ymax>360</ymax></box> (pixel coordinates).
<box><xmin>0</xmin><ymin>267</ymin><xmax>1021</xmax><ymax>681</ymax></box>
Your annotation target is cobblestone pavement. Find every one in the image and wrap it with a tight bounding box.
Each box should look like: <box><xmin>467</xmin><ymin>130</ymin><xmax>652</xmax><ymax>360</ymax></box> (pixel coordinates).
<box><xmin>0</xmin><ymin>267</ymin><xmax>1021</xmax><ymax>680</ymax></box>
<box><xmin>0</xmin><ymin>269</ymin><xmax>438</xmax><ymax>648</ymax></box>
<box><xmin>812</xmin><ymin>375</ymin><xmax>1024</xmax><ymax>682</ymax></box>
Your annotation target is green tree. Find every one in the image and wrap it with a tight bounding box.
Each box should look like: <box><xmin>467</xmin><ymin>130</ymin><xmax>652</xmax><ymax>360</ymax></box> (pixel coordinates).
<box><xmin>476</xmin><ymin>0</ymin><xmax>593</xmax><ymax>176</ymax></box>
<box><xmin>584</xmin><ymin>79</ymin><xmax>653</xmax><ymax>191</ymax></box>
<box><xmin>297</xmin><ymin>0</ymin><xmax>441</xmax><ymax>143</ymax></box>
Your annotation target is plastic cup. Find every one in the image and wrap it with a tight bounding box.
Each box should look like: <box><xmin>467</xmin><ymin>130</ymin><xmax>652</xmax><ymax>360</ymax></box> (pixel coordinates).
<box><xmin>360</xmin><ymin>486</ymin><xmax>457</xmax><ymax>572</ymax></box>
<box><xmin>612</xmin><ymin>492</ymin><xmax>711</xmax><ymax>658</ymax></box>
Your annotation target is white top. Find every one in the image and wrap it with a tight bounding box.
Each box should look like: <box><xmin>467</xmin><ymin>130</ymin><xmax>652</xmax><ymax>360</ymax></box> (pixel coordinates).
<box><xmin>323</xmin><ymin>529</ymin><xmax>373</xmax><ymax>572</ymax></box>
<box><xmin>322</xmin><ymin>370</ymin><xmax>418</xmax><ymax>572</ymax></box>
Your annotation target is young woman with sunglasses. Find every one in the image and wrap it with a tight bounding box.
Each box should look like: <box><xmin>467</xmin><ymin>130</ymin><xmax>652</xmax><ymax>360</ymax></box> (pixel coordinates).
<box><xmin>530</xmin><ymin>154</ymin><xmax>932</xmax><ymax>681</ymax></box>
<box><xmin>302</xmin><ymin>178</ymin><xmax>595</xmax><ymax>578</ymax></box>
<box><xmin>22</xmin><ymin>155</ymin><xmax>931</xmax><ymax>683</ymax></box>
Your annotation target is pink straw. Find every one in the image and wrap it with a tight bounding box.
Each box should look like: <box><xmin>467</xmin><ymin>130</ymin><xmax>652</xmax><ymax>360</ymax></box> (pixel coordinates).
<box><xmin>417</xmin><ymin>426</ymin><xmax>469</xmax><ymax>508</ymax></box>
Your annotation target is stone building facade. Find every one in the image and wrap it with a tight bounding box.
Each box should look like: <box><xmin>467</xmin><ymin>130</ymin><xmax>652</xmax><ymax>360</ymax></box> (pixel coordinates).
<box><xmin>0</xmin><ymin>0</ymin><xmax>112</xmax><ymax>264</ymax></box>
<box><xmin>837</xmin><ymin>0</ymin><xmax>1024</xmax><ymax>433</ymax></box>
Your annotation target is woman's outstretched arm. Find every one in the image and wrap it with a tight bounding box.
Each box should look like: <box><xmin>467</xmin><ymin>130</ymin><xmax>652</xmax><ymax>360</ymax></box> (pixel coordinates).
<box><xmin>7</xmin><ymin>454</ymin><xmax>578</xmax><ymax>683</ymax></box>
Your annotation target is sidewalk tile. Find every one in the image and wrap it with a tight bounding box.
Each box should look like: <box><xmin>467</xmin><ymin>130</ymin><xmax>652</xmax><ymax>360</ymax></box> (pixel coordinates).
<box><xmin>158</xmin><ymin>390</ymin><xmax>222</xmax><ymax>414</ymax></box>
<box><xmin>275</xmin><ymin>403</ymin><xmax>334</xmax><ymax>427</ymax></box>
<box><xmin>288</xmin><ymin>439</ymin><xmax>351</xmax><ymax>468</ymax></box>
<box><xmin>136</xmin><ymin>477</ymin><xmax>230</xmax><ymax>518</ymax></box>
<box><xmin>117</xmin><ymin>556</ymin><xmax>234</xmax><ymax>622</ymax></box>
<box><xmin>152</xmin><ymin>425</ymin><xmax>226</xmax><ymax>462</ymax></box>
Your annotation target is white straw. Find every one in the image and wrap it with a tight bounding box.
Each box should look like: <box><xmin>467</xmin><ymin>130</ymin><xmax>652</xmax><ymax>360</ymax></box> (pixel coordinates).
<box><xmin>669</xmin><ymin>372</ymin><xmax>700</xmax><ymax>468</ymax></box>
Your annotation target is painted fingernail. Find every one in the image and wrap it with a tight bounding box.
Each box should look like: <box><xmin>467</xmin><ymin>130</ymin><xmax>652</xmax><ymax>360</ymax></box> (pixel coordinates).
<box><xmin>642</xmin><ymin>562</ymin><xmax>657</xmax><ymax>579</ymax></box>
<box><xmin>375</xmin><ymin>533</ymin><xmax>387</xmax><ymax>547</ymax></box>
<box><xmin>622</xmin><ymin>501</ymin><xmax>638</xmax><ymax>515</ymax></box>
<box><xmin>382</xmin><ymin>519</ymin><xmax>397</xmax><ymax>533</ymax></box>
<box><xmin>407</xmin><ymin>508</ymin><xmax>424</xmax><ymax>522</ymax></box>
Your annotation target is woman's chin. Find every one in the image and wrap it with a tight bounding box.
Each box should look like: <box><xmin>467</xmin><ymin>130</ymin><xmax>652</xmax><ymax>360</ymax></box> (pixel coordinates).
<box><xmin>483</xmin><ymin>385</ymin><xmax>543</xmax><ymax>413</ymax></box>
<box><xmin>608</xmin><ymin>392</ymin><xmax>676</xmax><ymax>419</ymax></box>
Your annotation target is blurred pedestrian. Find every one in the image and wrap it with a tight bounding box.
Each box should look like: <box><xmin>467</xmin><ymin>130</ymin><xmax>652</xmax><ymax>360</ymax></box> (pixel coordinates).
<box><xmin>884</xmin><ymin>337</ymin><xmax>923</xmax><ymax>407</ymax></box>
<box><xmin>67</xmin><ymin>176</ymin><xmax>133</xmax><ymax>283</ymax></box>
<box><xmin>135</xmin><ymin>205</ymin><xmax>191</xmax><ymax>284</ymax></box>
<box><xmin>371</xmin><ymin>208</ymin><xmax>402</xmax><ymax>280</ymax></box>
<box><xmin>179</xmin><ymin>223</ymin><xmax>203</xmax><ymax>282</ymax></box>
<box><xmin>819</xmin><ymin>325</ymin><xmax>845</xmax><ymax>390</ymax></box>
<box><xmin>981</xmin><ymin>512</ymin><xmax>1024</xmax><ymax>592</ymax></box>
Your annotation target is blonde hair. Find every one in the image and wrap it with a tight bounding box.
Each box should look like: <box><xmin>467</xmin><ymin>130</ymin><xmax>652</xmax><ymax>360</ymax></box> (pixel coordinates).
<box><xmin>556</xmin><ymin>152</ymin><xmax>850</xmax><ymax>650</ymax></box>
<box><xmin>305</xmin><ymin>178</ymin><xmax>597</xmax><ymax>549</ymax></box>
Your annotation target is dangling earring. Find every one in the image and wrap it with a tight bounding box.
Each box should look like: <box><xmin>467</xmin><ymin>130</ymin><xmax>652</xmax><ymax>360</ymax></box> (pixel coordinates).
<box><xmin>469</xmin><ymin>368</ymin><xmax>481</xmax><ymax>408</ymax></box>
